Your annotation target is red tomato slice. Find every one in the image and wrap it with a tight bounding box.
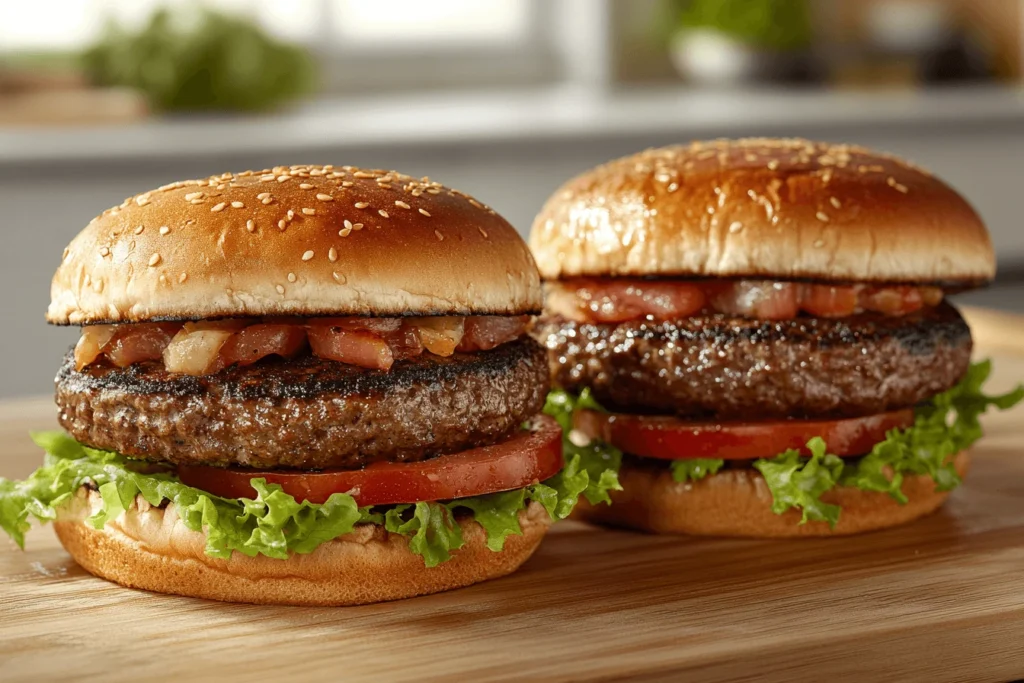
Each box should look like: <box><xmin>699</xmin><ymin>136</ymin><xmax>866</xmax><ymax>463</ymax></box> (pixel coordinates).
<box><xmin>457</xmin><ymin>315</ymin><xmax>529</xmax><ymax>351</ymax></box>
<box><xmin>800</xmin><ymin>284</ymin><xmax>859</xmax><ymax>318</ymax></box>
<box><xmin>219</xmin><ymin>324</ymin><xmax>308</xmax><ymax>367</ymax></box>
<box><xmin>307</xmin><ymin>324</ymin><xmax>394</xmax><ymax>370</ymax></box>
<box><xmin>574</xmin><ymin>409</ymin><xmax>915</xmax><ymax>461</ymax></box>
<box><xmin>711</xmin><ymin>281</ymin><xmax>799</xmax><ymax>320</ymax></box>
<box><xmin>177</xmin><ymin>415</ymin><xmax>563</xmax><ymax>506</ymax></box>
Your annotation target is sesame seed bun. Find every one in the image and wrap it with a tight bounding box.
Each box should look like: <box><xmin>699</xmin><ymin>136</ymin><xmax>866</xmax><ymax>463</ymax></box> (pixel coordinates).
<box><xmin>530</xmin><ymin>139</ymin><xmax>995</xmax><ymax>286</ymax></box>
<box><xmin>572</xmin><ymin>452</ymin><xmax>969</xmax><ymax>537</ymax></box>
<box><xmin>53</xmin><ymin>488</ymin><xmax>550</xmax><ymax>606</ymax></box>
<box><xmin>49</xmin><ymin>165</ymin><xmax>541</xmax><ymax>325</ymax></box>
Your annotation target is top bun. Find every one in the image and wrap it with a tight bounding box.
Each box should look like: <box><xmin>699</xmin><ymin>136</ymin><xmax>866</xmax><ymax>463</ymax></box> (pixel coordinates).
<box><xmin>50</xmin><ymin>165</ymin><xmax>541</xmax><ymax>325</ymax></box>
<box><xmin>530</xmin><ymin>139</ymin><xmax>995</xmax><ymax>286</ymax></box>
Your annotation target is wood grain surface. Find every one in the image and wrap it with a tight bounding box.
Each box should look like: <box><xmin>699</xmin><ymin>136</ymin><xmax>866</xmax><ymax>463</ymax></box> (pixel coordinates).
<box><xmin>2</xmin><ymin>306</ymin><xmax>1023</xmax><ymax>683</ymax></box>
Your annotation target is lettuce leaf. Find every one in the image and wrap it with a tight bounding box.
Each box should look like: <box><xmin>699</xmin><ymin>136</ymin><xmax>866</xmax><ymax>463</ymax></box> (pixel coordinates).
<box><xmin>670</xmin><ymin>458</ymin><xmax>725</xmax><ymax>483</ymax></box>
<box><xmin>753</xmin><ymin>437</ymin><xmax>844</xmax><ymax>526</ymax></box>
<box><xmin>543</xmin><ymin>389</ymin><xmax>623</xmax><ymax>505</ymax></box>
<box><xmin>0</xmin><ymin>428</ymin><xmax>596</xmax><ymax>568</ymax></box>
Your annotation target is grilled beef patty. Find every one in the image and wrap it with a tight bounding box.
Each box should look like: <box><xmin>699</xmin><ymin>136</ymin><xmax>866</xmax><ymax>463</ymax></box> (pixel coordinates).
<box><xmin>55</xmin><ymin>337</ymin><xmax>548</xmax><ymax>469</ymax></box>
<box><xmin>534</xmin><ymin>302</ymin><xmax>971</xmax><ymax>419</ymax></box>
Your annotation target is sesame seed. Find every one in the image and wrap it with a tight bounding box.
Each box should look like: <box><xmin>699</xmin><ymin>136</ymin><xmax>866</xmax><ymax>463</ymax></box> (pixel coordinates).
<box><xmin>211</xmin><ymin>202</ymin><xmax>227</xmax><ymax>212</ymax></box>
<box><xmin>246</xmin><ymin>219</ymin><xmax>256</xmax><ymax>233</ymax></box>
<box><xmin>302</xmin><ymin>208</ymin><xmax>315</xmax><ymax>216</ymax></box>
<box><xmin>478</xmin><ymin>227</ymin><xmax>488</xmax><ymax>238</ymax></box>
<box><xmin>378</xmin><ymin>209</ymin><xmax>389</xmax><ymax>218</ymax></box>
<box><xmin>261</xmin><ymin>174</ymin><xmax>276</xmax><ymax>182</ymax></box>
<box><xmin>395</xmin><ymin>200</ymin><xmax>411</xmax><ymax>210</ymax></box>
<box><xmin>353</xmin><ymin>171</ymin><xmax>375</xmax><ymax>178</ymax></box>
<box><xmin>469</xmin><ymin>199</ymin><xmax>484</xmax><ymax>209</ymax></box>
<box><xmin>728</xmin><ymin>221</ymin><xmax>743</xmax><ymax>233</ymax></box>
<box><xmin>328</xmin><ymin>247</ymin><xmax>338</xmax><ymax>262</ymax></box>
<box><xmin>299</xmin><ymin>183</ymin><xmax>314</xmax><ymax>190</ymax></box>
<box><xmin>288</xmin><ymin>272</ymin><xmax>297</xmax><ymax>282</ymax></box>
<box><xmin>887</xmin><ymin>177</ymin><xmax>909</xmax><ymax>193</ymax></box>
<box><xmin>134</xmin><ymin>225</ymin><xmax>145</xmax><ymax>235</ymax></box>
<box><xmin>159</xmin><ymin>226</ymin><xmax>170</xmax><ymax>235</ymax></box>
<box><xmin>344</xmin><ymin>220</ymin><xmax>353</xmax><ymax>230</ymax></box>
<box><xmin>301</xmin><ymin>250</ymin><xmax>314</xmax><ymax>261</ymax></box>
<box><xmin>276</xmin><ymin>284</ymin><xmax>285</xmax><ymax>294</ymax></box>
<box><xmin>63</xmin><ymin>247</ymin><xmax>71</xmax><ymax>261</ymax></box>
<box><xmin>190</xmin><ymin>199</ymin><xmax>204</xmax><ymax>205</ymax></box>
<box><xmin>261</xmin><ymin>197</ymin><xmax>273</xmax><ymax>205</ymax></box>
<box><xmin>333</xmin><ymin>271</ymin><xmax>346</xmax><ymax>283</ymax></box>
<box><xmin>418</xmin><ymin>208</ymin><xmax>431</xmax><ymax>217</ymax></box>
<box><xmin>434</xmin><ymin>230</ymin><xmax>444</xmax><ymax>241</ymax></box>
<box><xmin>339</xmin><ymin>228</ymin><xmax>352</xmax><ymax>237</ymax></box>
<box><xmin>257</xmin><ymin>192</ymin><xmax>271</xmax><ymax>200</ymax></box>
<box><xmin>427</xmin><ymin>188</ymin><xmax>441</xmax><ymax>195</ymax></box>
<box><xmin>149</xmin><ymin>253</ymin><xmax>161</xmax><ymax>266</ymax></box>
<box><xmin>135</xmin><ymin>195</ymin><xmax>151</xmax><ymax>207</ymax></box>
<box><xmin>231</xmin><ymin>201</ymin><xmax>244</xmax><ymax>209</ymax></box>
<box><xmin>179</xmin><ymin>273</ymin><xmax>188</xmax><ymax>283</ymax></box>
<box><xmin>767</xmin><ymin>160</ymin><xmax>780</xmax><ymax>170</ymax></box>
<box><xmin>317</xmin><ymin>193</ymin><xmax>334</xmax><ymax>202</ymax></box>
<box><xmin>277</xmin><ymin>175</ymin><xmax>291</xmax><ymax>183</ymax></box>
<box><xmin>278</xmin><ymin>219</ymin><xmax>288</xmax><ymax>230</ymax></box>
<box><xmin>829</xmin><ymin>197</ymin><xmax>842</xmax><ymax>209</ymax></box>
<box><xmin>354</xmin><ymin>202</ymin><xmax>369</xmax><ymax>209</ymax></box>
<box><xmin>816</xmin><ymin>211</ymin><xmax>830</xmax><ymax>223</ymax></box>
<box><xmin>353</xmin><ymin>223</ymin><xmax>364</xmax><ymax>230</ymax></box>
<box><xmin>99</xmin><ymin>247</ymin><xmax>110</xmax><ymax>257</ymax></box>
<box><xmin>184</xmin><ymin>192</ymin><xmax>204</xmax><ymax>201</ymax></box>
<box><xmin>341</xmin><ymin>181</ymin><xmax>354</xmax><ymax>188</ymax></box>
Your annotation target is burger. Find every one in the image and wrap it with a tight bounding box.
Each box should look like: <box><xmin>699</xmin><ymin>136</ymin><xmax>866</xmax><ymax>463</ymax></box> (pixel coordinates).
<box><xmin>0</xmin><ymin>164</ymin><xmax>616</xmax><ymax>605</ymax></box>
<box><xmin>530</xmin><ymin>139</ymin><xmax>1023</xmax><ymax>537</ymax></box>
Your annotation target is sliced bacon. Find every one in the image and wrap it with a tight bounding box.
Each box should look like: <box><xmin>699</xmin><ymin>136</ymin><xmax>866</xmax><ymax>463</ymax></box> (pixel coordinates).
<box><xmin>74</xmin><ymin>324</ymin><xmax>118</xmax><ymax>370</ymax></box>
<box><xmin>799</xmin><ymin>284</ymin><xmax>859</xmax><ymax>318</ymax></box>
<box><xmin>105</xmin><ymin>323</ymin><xmax>182</xmax><ymax>368</ymax></box>
<box><xmin>458</xmin><ymin>316</ymin><xmax>530</xmax><ymax>352</ymax></box>
<box><xmin>307</xmin><ymin>324</ymin><xmax>394</xmax><ymax>371</ymax></box>
<box><xmin>218</xmin><ymin>324</ymin><xmax>308</xmax><ymax>367</ymax></box>
<box><xmin>550</xmin><ymin>279</ymin><xmax>705</xmax><ymax>323</ymax></box>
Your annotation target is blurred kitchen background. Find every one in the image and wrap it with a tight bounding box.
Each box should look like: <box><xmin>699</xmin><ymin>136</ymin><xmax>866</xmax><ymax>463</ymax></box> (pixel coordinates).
<box><xmin>1</xmin><ymin>0</ymin><xmax>1023</xmax><ymax>398</ymax></box>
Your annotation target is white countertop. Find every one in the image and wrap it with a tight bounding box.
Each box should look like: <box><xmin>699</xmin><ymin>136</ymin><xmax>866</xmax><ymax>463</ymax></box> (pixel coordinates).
<box><xmin>3</xmin><ymin>84</ymin><xmax>1024</xmax><ymax>166</ymax></box>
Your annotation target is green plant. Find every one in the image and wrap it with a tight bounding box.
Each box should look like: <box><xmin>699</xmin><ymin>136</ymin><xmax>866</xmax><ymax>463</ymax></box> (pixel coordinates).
<box><xmin>667</xmin><ymin>0</ymin><xmax>813</xmax><ymax>51</ymax></box>
<box><xmin>82</xmin><ymin>7</ymin><xmax>316</xmax><ymax>112</ymax></box>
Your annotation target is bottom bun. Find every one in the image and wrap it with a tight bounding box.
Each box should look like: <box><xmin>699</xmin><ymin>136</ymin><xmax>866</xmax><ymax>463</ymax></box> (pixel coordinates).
<box><xmin>54</xmin><ymin>488</ymin><xmax>550</xmax><ymax>606</ymax></box>
<box><xmin>573</xmin><ymin>452</ymin><xmax>970</xmax><ymax>537</ymax></box>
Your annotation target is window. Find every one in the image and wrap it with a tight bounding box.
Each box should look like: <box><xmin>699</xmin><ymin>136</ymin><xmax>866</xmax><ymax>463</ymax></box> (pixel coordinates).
<box><xmin>0</xmin><ymin>0</ymin><xmax>558</xmax><ymax>91</ymax></box>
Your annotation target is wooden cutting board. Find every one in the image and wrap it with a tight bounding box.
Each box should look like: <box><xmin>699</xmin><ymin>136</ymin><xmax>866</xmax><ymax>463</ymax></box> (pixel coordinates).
<box><xmin>2</xmin><ymin>307</ymin><xmax>1024</xmax><ymax>683</ymax></box>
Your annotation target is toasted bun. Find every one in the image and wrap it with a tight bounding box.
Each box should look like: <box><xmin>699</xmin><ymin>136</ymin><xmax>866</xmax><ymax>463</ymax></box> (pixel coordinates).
<box><xmin>53</xmin><ymin>488</ymin><xmax>550</xmax><ymax>606</ymax></box>
<box><xmin>572</xmin><ymin>452</ymin><xmax>969</xmax><ymax>537</ymax></box>
<box><xmin>49</xmin><ymin>165</ymin><xmax>541</xmax><ymax>324</ymax></box>
<box><xmin>530</xmin><ymin>139</ymin><xmax>994</xmax><ymax>286</ymax></box>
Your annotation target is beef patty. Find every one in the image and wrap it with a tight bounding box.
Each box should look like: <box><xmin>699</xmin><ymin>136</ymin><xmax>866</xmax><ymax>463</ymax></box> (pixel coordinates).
<box><xmin>55</xmin><ymin>337</ymin><xmax>548</xmax><ymax>469</ymax></box>
<box><xmin>534</xmin><ymin>302</ymin><xmax>971</xmax><ymax>419</ymax></box>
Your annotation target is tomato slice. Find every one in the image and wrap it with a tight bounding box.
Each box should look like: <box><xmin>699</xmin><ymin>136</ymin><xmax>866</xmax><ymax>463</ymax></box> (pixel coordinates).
<box><xmin>307</xmin><ymin>324</ymin><xmax>395</xmax><ymax>371</ymax></box>
<box><xmin>574</xmin><ymin>409</ymin><xmax>915</xmax><ymax>460</ymax></box>
<box><xmin>105</xmin><ymin>323</ymin><xmax>182</xmax><ymax>368</ymax></box>
<box><xmin>457</xmin><ymin>315</ymin><xmax>530</xmax><ymax>351</ymax></box>
<box><xmin>218</xmin><ymin>324</ymin><xmax>308</xmax><ymax>367</ymax></box>
<box><xmin>800</xmin><ymin>285</ymin><xmax>859</xmax><ymax>318</ymax></box>
<box><xmin>177</xmin><ymin>415</ymin><xmax>563</xmax><ymax>506</ymax></box>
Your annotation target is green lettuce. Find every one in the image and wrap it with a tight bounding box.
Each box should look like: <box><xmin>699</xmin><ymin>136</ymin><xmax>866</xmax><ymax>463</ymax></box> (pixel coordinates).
<box><xmin>753</xmin><ymin>437</ymin><xmax>844</xmax><ymax>525</ymax></box>
<box><xmin>670</xmin><ymin>458</ymin><xmax>725</xmax><ymax>483</ymax></box>
<box><xmin>543</xmin><ymin>389</ymin><xmax>623</xmax><ymax>505</ymax></box>
<box><xmin>0</xmin><ymin>425</ymin><xmax>606</xmax><ymax>568</ymax></box>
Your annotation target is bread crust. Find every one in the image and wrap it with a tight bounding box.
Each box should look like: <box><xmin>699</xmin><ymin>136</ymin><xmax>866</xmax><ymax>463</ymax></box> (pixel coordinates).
<box><xmin>572</xmin><ymin>453</ymin><xmax>970</xmax><ymax>537</ymax></box>
<box><xmin>530</xmin><ymin>139</ymin><xmax>994</xmax><ymax>286</ymax></box>
<box><xmin>49</xmin><ymin>165</ymin><xmax>541</xmax><ymax>324</ymax></box>
<box><xmin>54</xmin><ymin>488</ymin><xmax>550</xmax><ymax>605</ymax></box>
